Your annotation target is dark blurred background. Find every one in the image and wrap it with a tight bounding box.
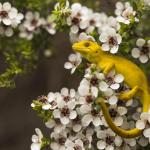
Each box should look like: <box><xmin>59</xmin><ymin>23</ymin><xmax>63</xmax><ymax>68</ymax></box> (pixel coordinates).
<box><xmin>1</xmin><ymin>0</ymin><xmax>149</xmax><ymax>150</ymax></box>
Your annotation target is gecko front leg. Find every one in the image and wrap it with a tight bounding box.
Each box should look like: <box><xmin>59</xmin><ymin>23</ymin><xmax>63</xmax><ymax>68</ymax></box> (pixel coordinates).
<box><xmin>119</xmin><ymin>86</ymin><xmax>141</xmax><ymax>101</ymax></box>
<box><xmin>103</xmin><ymin>63</ymin><xmax>115</xmax><ymax>76</ymax></box>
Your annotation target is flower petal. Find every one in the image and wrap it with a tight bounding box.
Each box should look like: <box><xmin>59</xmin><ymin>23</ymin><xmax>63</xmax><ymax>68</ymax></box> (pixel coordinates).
<box><xmin>99</xmin><ymin>81</ymin><xmax>109</xmax><ymax>92</ymax></box>
<box><xmin>136</xmin><ymin>120</ymin><xmax>146</xmax><ymax>130</ymax></box>
<box><xmin>97</xmin><ymin>140</ymin><xmax>106</xmax><ymax>150</ymax></box>
<box><xmin>114</xmin><ymin>74</ymin><xmax>124</xmax><ymax>83</ymax></box>
<box><xmin>139</xmin><ymin>55</ymin><xmax>149</xmax><ymax>63</ymax></box>
<box><xmin>108</xmin><ymin>95</ymin><xmax>118</xmax><ymax>105</ymax></box>
<box><xmin>136</xmin><ymin>38</ymin><xmax>145</xmax><ymax>47</ymax></box>
<box><xmin>102</xmin><ymin>43</ymin><xmax>110</xmax><ymax>51</ymax></box>
<box><xmin>131</xmin><ymin>48</ymin><xmax>140</xmax><ymax>58</ymax></box>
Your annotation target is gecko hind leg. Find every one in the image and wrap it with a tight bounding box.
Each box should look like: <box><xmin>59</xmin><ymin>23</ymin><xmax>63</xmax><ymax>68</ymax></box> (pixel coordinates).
<box><xmin>119</xmin><ymin>86</ymin><xmax>140</xmax><ymax>101</ymax></box>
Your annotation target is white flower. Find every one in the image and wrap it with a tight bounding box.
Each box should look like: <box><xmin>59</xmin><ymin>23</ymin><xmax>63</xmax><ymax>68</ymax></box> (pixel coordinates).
<box><xmin>31</xmin><ymin>128</ymin><xmax>43</xmax><ymax>150</ymax></box>
<box><xmin>143</xmin><ymin>128</ymin><xmax>150</xmax><ymax>139</ymax></box>
<box><xmin>46</xmin><ymin>92</ymin><xmax>61</xmax><ymax>110</ymax></box>
<box><xmin>78</xmin><ymin>32</ymin><xmax>95</xmax><ymax>42</ymax></box>
<box><xmin>45</xmin><ymin>119</ymin><xmax>66</xmax><ymax>134</ymax></box>
<box><xmin>67</xmin><ymin>3</ymin><xmax>96</xmax><ymax>42</ymax></box>
<box><xmin>65</xmin><ymin>139</ymin><xmax>85</xmax><ymax>150</ymax></box>
<box><xmin>99</xmin><ymin>27</ymin><xmax>122</xmax><ymax>54</ymax></box>
<box><xmin>137</xmin><ymin>137</ymin><xmax>149</xmax><ymax>147</ymax></box>
<box><xmin>144</xmin><ymin>0</ymin><xmax>150</xmax><ymax>6</ymax></box>
<box><xmin>78</xmin><ymin>65</ymin><xmax>105</xmax><ymax>98</ymax></box>
<box><xmin>117</xmin><ymin>138</ymin><xmax>136</xmax><ymax>149</ymax></box>
<box><xmin>0</xmin><ymin>25</ymin><xmax>13</xmax><ymax>37</ymax></box>
<box><xmin>107</xmin><ymin>16</ymin><xmax>120</xmax><ymax>31</ymax></box>
<box><xmin>131</xmin><ymin>38</ymin><xmax>150</xmax><ymax>63</ymax></box>
<box><xmin>43</xmin><ymin>17</ymin><xmax>56</xmax><ymax>35</ymax></box>
<box><xmin>67</xmin><ymin>3</ymin><xmax>86</xmax><ymax>28</ymax></box>
<box><xmin>99</xmin><ymin>69</ymin><xmax>124</xmax><ymax>92</ymax></box>
<box><xmin>108</xmin><ymin>105</ymin><xmax>127</xmax><ymax>127</ymax></box>
<box><xmin>50</xmin><ymin>131</ymin><xmax>68</xmax><ymax>150</ymax></box>
<box><xmin>60</xmin><ymin>88</ymin><xmax>76</xmax><ymax>102</ymax></box>
<box><xmin>0</xmin><ymin>2</ymin><xmax>24</xmax><ymax>26</ymax></box>
<box><xmin>24</xmin><ymin>11</ymin><xmax>44</xmax><ymax>31</ymax></box>
<box><xmin>135</xmin><ymin>111</ymin><xmax>150</xmax><ymax>140</ymax></box>
<box><xmin>115</xmin><ymin>2</ymin><xmax>138</xmax><ymax>24</ymax></box>
<box><xmin>19</xmin><ymin>24</ymin><xmax>34</xmax><ymax>40</ymax></box>
<box><xmin>78</xmin><ymin>77</ymin><xmax>99</xmax><ymax>97</ymax></box>
<box><xmin>81</xmin><ymin>108</ymin><xmax>103</xmax><ymax>127</ymax></box>
<box><xmin>64</xmin><ymin>53</ymin><xmax>82</xmax><ymax>74</ymax></box>
<box><xmin>96</xmin><ymin>129</ymin><xmax>122</xmax><ymax>150</ymax></box>
<box><xmin>136</xmin><ymin>112</ymin><xmax>150</xmax><ymax>130</ymax></box>
<box><xmin>19</xmin><ymin>11</ymin><xmax>44</xmax><ymax>40</ymax></box>
<box><xmin>53</xmin><ymin>90</ymin><xmax>77</xmax><ymax>125</ymax></box>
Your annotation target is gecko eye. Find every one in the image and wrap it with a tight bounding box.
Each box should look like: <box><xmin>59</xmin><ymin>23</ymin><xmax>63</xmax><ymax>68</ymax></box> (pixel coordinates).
<box><xmin>84</xmin><ymin>42</ymin><xmax>90</xmax><ymax>47</ymax></box>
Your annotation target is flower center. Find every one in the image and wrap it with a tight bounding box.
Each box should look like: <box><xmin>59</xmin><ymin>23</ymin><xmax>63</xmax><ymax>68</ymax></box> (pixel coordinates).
<box><xmin>31</xmin><ymin>19</ymin><xmax>38</xmax><ymax>26</ymax></box>
<box><xmin>109</xmin><ymin>37</ymin><xmax>117</xmax><ymax>46</ymax></box>
<box><xmin>83</xmin><ymin>138</ymin><xmax>90</xmax><ymax>146</ymax></box>
<box><xmin>90</xmin><ymin>76</ymin><xmax>99</xmax><ymax>86</ymax></box>
<box><xmin>106</xmin><ymin>76</ymin><xmax>114</xmax><ymax>85</ymax></box>
<box><xmin>72</xmin><ymin>17</ymin><xmax>80</xmax><ymax>25</ymax></box>
<box><xmin>58</xmin><ymin>137</ymin><xmax>66</xmax><ymax>145</ymax></box>
<box><xmin>86</xmin><ymin>95</ymin><xmax>93</xmax><ymax>103</ymax></box>
<box><xmin>61</xmin><ymin>107</ymin><xmax>70</xmax><ymax>116</ymax></box>
<box><xmin>0</xmin><ymin>11</ymin><xmax>8</xmax><ymax>18</ymax></box>
<box><xmin>64</xmin><ymin>96</ymin><xmax>70</xmax><ymax>102</ymax></box>
<box><xmin>90</xmin><ymin>19</ymin><xmax>95</xmax><ymax>25</ymax></box>
<box><xmin>73</xmin><ymin>115</ymin><xmax>81</xmax><ymax>123</ymax></box>
<box><xmin>37</xmin><ymin>95</ymin><xmax>47</xmax><ymax>103</ymax></box>
<box><xmin>47</xmin><ymin>23</ymin><xmax>52</xmax><ymax>28</ymax></box>
<box><xmin>50</xmin><ymin>101</ymin><xmax>57</xmax><ymax>108</ymax></box>
<box><xmin>105</xmin><ymin>136</ymin><xmax>115</xmax><ymax>145</ymax></box>
<box><xmin>116</xmin><ymin>84</ymin><xmax>127</xmax><ymax>93</ymax></box>
<box><xmin>141</xmin><ymin>46</ymin><xmax>149</xmax><ymax>55</ymax></box>
<box><xmin>117</xmin><ymin>100</ymin><xmax>124</xmax><ymax>106</ymax></box>
<box><xmin>122</xmin><ymin>9</ymin><xmax>131</xmax><ymax>19</ymax></box>
<box><xmin>74</xmin><ymin>145</ymin><xmax>82</xmax><ymax>150</ymax></box>
<box><xmin>109</xmin><ymin>108</ymin><xmax>117</xmax><ymax>118</ymax></box>
<box><xmin>91</xmin><ymin>109</ymin><xmax>98</xmax><ymax>116</ymax></box>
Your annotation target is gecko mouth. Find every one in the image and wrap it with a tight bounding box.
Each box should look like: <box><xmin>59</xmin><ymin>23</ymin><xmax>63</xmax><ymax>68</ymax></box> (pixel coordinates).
<box><xmin>72</xmin><ymin>43</ymin><xmax>90</xmax><ymax>54</ymax></box>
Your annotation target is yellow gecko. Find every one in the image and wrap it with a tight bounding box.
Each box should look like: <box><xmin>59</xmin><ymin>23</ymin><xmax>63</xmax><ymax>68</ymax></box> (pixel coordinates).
<box><xmin>72</xmin><ymin>40</ymin><xmax>150</xmax><ymax>138</ymax></box>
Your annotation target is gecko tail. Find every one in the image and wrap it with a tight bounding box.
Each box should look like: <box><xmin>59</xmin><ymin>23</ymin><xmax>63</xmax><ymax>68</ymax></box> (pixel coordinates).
<box><xmin>96</xmin><ymin>98</ymin><xmax>142</xmax><ymax>138</ymax></box>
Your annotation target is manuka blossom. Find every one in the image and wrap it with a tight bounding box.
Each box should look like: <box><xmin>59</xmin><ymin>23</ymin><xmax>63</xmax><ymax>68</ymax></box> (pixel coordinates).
<box><xmin>19</xmin><ymin>11</ymin><xmax>44</xmax><ymax>40</ymax></box>
<box><xmin>99</xmin><ymin>28</ymin><xmax>122</xmax><ymax>54</ymax></box>
<box><xmin>64</xmin><ymin>53</ymin><xmax>82</xmax><ymax>74</ymax></box>
<box><xmin>0</xmin><ymin>2</ymin><xmax>24</xmax><ymax>26</ymax></box>
<box><xmin>115</xmin><ymin>2</ymin><xmax>138</xmax><ymax>24</ymax></box>
<box><xmin>131</xmin><ymin>38</ymin><xmax>150</xmax><ymax>63</ymax></box>
<box><xmin>0</xmin><ymin>25</ymin><xmax>13</xmax><ymax>37</ymax></box>
<box><xmin>31</xmin><ymin>128</ymin><xmax>43</xmax><ymax>150</ymax></box>
<box><xmin>19</xmin><ymin>11</ymin><xmax>56</xmax><ymax>40</ymax></box>
<box><xmin>53</xmin><ymin>88</ymin><xmax>77</xmax><ymax>125</ymax></box>
<box><xmin>109</xmin><ymin>104</ymin><xmax>127</xmax><ymax>127</ymax></box>
<box><xmin>144</xmin><ymin>0</ymin><xmax>150</xmax><ymax>6</ymax></box>
<box><xmin>96</xmin><ymin>129</ymin><xmax>122</xmax><ymax>150</ymax></box>
<box><xmin>43</xmin><ymin>17</ymin><xmax>56</xmax><ymax>35</ymax></box>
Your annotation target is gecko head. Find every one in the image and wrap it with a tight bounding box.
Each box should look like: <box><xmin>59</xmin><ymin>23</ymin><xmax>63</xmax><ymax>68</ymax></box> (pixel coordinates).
<box><xmin>72</xmin><ymin>40</ymin><xmax>103</xmax><ymax>62</ymax></box>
